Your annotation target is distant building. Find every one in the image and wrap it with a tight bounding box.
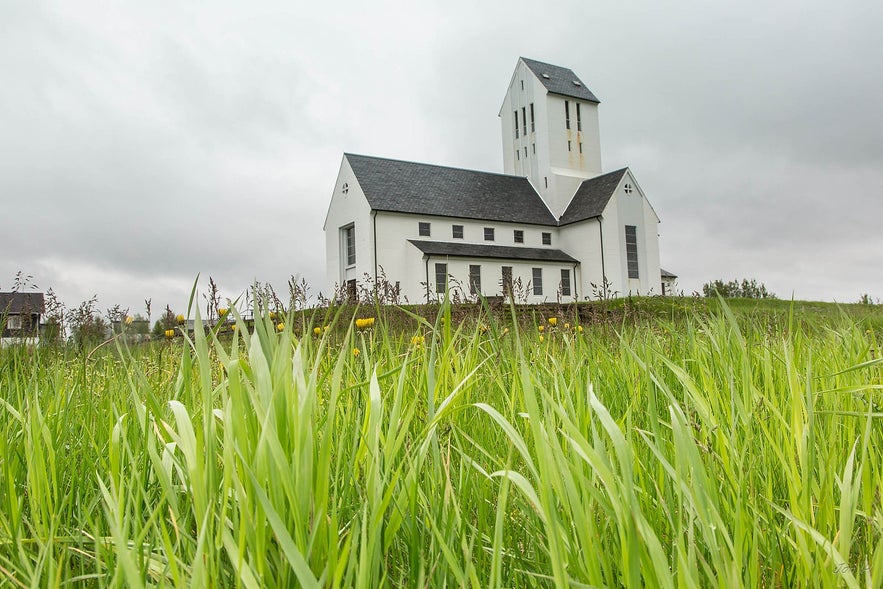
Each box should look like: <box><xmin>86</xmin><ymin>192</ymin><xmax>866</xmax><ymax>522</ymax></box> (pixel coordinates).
<box><xmin>0</xmin><ymin>292</ymin><xmax>44</xmax><ymax>346</ymax></box>
<box><xmin>325</xmin><ymin>57</ymin><xmax>671</xmax><ymax>303</ymax></box>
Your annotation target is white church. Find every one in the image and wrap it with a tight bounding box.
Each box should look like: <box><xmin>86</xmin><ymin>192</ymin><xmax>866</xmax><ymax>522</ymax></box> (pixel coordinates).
<box><xmin>324</xmin><ymin>57</ymin><xmax>674</xmax><ymax>303</ymax></box>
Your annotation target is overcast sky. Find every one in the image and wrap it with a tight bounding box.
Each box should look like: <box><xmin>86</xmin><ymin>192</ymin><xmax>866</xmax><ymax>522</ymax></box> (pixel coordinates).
<box><xmin>2</xmin><ymin>0</ymin><xmax>882</xmax><ymax>318</ymax></box>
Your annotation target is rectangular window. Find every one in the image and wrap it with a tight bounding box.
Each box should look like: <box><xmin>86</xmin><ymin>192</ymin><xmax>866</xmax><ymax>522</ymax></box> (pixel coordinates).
<box><xmin>343</xmin><ymin>225</ymin><xmax>356</xmax><ymax>266</ymax></box>
<box><xmin>435</xmin><ymin>263</ymin><xmax>448</xmax><ymax>293</ymax></box>
<box><xmin>579</xmin><ymin>142</ymin><xmax>583</xmax><ymax>154</ymax></box>
<box><xmin>524</xmin><ymin>146</ymin><xmax>527</xmax><ymax>157</ymax></box>
<box><xmin>7</xmin><ymin>315</ymin><xmax>21</xmax><ymax>330</ymax></box>
<box><xmin>484</xmin><ymin>227</ymin><xmax>495</xmax><ymax>241</ymax></box>
<box><xmin>346</xmin><ymin>279</ymin><xmax>357</xmax><ymax>302</ymax></box>
<box><xmin>522</xmin><ymin>106</ymin><xmax>527</xmax><ymax>136</ymax></box>
<box><xmin>576</xmin><ymin>102</ymin><xmax>582</xmax><ymax>131</ymax></box>
<box><xmin>560</xmin><ymin>269</ymin><xmax>571</xmax><ymax>296</ymax></box>
<box><xmin>514</xmin><ymin>111</ymin><xmax>519</xmax><ymax>138</ymax></box>
<box><xmin>567</xmin><ymin>140</ymin><xmax>571</xmax><ymax>152</ymax></box>
<box><xmin>502</xmin><ymin>266</ymin><xmax>513</xmax><ymax>297</ymax></box>
<box><xmin>516</xmin><ymin>150</ymin><xmax>520</xmax><ymax>161</ymax></box>
<box><xmin>469</xmin><ymin>265</ymin><xmax>481</xmax><ymax>295</ymax></box>
<box><xmin>530</xmin><ymin>103</ymin><xmax>535</xmax><ymax>132</ymax></box>
<box><xmin>625</xmin><ymin>225</ymin><xmax>639</xmax><ymax>279</ymax></box>
<box><xmin>514</xmin><ymin>229</ymin><xmax>524</xmax><ymax>243</ymax></box>
<box><xmin>532</xmin><ymin>143</ymin><xmax>535</xmax><ymax>154</ymax></box>
<box><xmin>565</xmin><ymin>100</ymin><xmax>570</xmax><ymax>130</ymax></box>
<box><xmin>532</xmin><ymin>268</ymin><xmax>543</xmax><ymax>295</ymax></box>
<box><xmin>418</xmin><ymin>221</ymin><xmax>430</xmax><ymax>237</ymax></box>
<box><xmin>452</xmin><ymin>224</ymin><xmax>463</xmax><ymax>239</ymax></box>
<box><xmin>520</xmin><ymin>80</ymin><xmax>524</xmax><ymax>90</ymax></box>
<box><xmin>544</xmin><ymin>177</ymin><xmax>548</xmax><ymax>188</ymax></box>
<box><xmin>542</xmin><ymin>232</ymin><xmax>551</xmax><ymax>245</ymax></box>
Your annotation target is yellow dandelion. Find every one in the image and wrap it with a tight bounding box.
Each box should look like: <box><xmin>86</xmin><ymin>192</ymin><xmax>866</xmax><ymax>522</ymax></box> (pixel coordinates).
<box><xmin>577</xmin><ymin>325</ymin><xmax>583</xmax><ymax>333</ymax></box>
<box><xmin>313</xmin><ymin>326</ymin><xmax>322</xmax><ymax>335</ymax></box>
<box><xmin>539</xmin><ymin>334</ymin><xmax>545</xmax><ymax>342</ymax></box>
<box><xmin>564</xmin><ymin>322</ymin><xmax>570</xmax><ymax>330</ymax></box>
<box><xmin>164</xmin><ymin>329</ymin><xmax>175</xmax><ymax>338</ymax></box>
<box><xmin>353</xmin><ymin>348</ymin><xmax>360</xmax><ymax>357</ymax></box>
<box><xmin>547</xmin><ymin>317</ymin><xmax>557</xmax><ymax>326</ymax></box>
<box><xmin>269</xmin><ymin>311</ymin><xmax>277</xmax><ymax>320</ymax></box>
<box><xmin>218</xmin><ymin>307</ymin><xmax>228</xmax><ymax>317</ymax></box>
<box><xmin>276</xmin><ymin>323</ymin><xmax>284</xmax><ymax>332</ymax></box>
<box><xmin>538</xmin><ymin>325</ymin><xmax>545</xmax><ymax>332</ymax></box>
<box><xmin>176</xmin><ymin>314</ymin><xmax>185</xmax><ymax>325</ymax></box>
<box><xmin>124</xmin><ymin>315</ymin><xmax>134</xmax><ymax>325</ymax></box>
<box><xmin>231</xmin><ymin>324</ymin><xmax>237</xmax><ymax>331</ymax></box>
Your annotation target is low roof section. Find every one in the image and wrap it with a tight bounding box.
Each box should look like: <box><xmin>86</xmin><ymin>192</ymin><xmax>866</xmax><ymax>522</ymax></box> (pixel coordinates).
<box><xmin>0</xmin><ymin>292</ymin><xmax>45</xmax><ymax>315</ymax></box>
<box><xmin>346</xmin><ymin>154</ymin><xmax>558</xmax><ymax>226</ymax></box>
<box><xmin>409</xmin><ymin>240</ymin><xmax>578</xmax><ymax>264</ymax></box>
<box><xmin>558</xmin><ymin>168</ymin><xmax>628</xmax><ymax>226</ymax></box>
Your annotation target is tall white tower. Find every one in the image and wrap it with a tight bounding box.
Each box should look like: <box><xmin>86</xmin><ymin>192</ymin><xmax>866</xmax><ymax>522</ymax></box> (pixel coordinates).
<box><xmin>500</xmin><ymin>57</ymin><xmax>602</xmax><ymax>218</ymax></box>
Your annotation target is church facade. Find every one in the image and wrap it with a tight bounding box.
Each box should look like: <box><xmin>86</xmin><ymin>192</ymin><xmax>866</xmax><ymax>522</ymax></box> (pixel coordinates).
<box><xmin>324</xmin><ymin>57</ymin><xmax>671</xmax><ymax>303</ymax></box>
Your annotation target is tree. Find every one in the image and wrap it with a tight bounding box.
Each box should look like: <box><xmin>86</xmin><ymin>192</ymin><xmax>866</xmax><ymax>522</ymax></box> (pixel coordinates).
<box><xmin>702</xmin><ymin>278</ymin><xmax>776</xmax><ymax>299</ymax></box>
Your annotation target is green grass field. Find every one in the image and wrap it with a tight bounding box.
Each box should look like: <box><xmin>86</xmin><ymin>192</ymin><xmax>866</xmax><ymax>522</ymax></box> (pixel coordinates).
<box><xmin>1</xmin><ymin>298</ymin><xmax>882</xmax><ymax>587</ymax></box>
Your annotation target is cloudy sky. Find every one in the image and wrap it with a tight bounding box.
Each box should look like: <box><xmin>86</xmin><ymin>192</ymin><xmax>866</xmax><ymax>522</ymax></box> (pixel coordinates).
<box><xmin>2</xmin><ymin>0</ymin><xmax>882</xmax><ymax>318</ymax></box>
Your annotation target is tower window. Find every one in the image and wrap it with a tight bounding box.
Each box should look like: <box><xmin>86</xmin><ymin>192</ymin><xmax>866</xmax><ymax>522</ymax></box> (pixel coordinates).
<box><xmin>342</xmin><ymin>225</ymin><xmax>355</xmax><ymax>267</ymax></box>
<box><xmin>484</xmin><ymin>227</ymin><xmax>495</xmax><ymax>241</ymax></box>
<box><xmin>514</xmin><ymin>111</ymin><xmax>519</xmax><ymax>138</ymax></box>
<box><xmin>435</xmin><ymin>263</ymin><xmax>448</xmax><ymax>293</ymax></box>
<box><xmin>514</xmin><ymin>229</ymin><xmax>524</xmax><ymax>243</ymax></box>
<box><xmin>452</xmin><ymin>224</ymin><xmax>464</xmax><ymax>239</ymax></box>
<box><xmin>516</xmin><ymin>150</ymin><xmax>520</xmax><ymax>161</ymax></box>
<box><xmin>532</xmin><ymin>268</ymin><xmax>543</xmax><ymax>295</ymax></box>
<box><xmin>532</xmin><ymin>143</ymin><xmax>535</xmax><ymax>154</ymax></box>
<box><xmin>522</xmin><ymin>106</ymin><xmax>527</xmax><ymax>136</ymax></box>
<box><xmin>542</xmin><ymin>232</ymin><xmax>551</xmax><ymax>245</ymax></box>
<box><xmin>560</xmin><ymin>269</ymin><xmax>571</xmax><ymax>296</ymax></box>
<box><xmin>521</xmin><ymin>80</ymin><xmax>524</xmax><ymax>90</ymax></box>
<box><xmin>524</xmin><ymin>146</ymin><xmax>527</xmax><ymax>157</ymax></box>
<box><xmin>565</xmin><ymin>100</ymin><xmax>570</xmax><ymax>130</ymax></box>
<box><xmin>625</xmin><ymin>225</ymin><xmax>639</xmax><ymax>279</ymax></box>
<box><xmin>530</xmin><ymin>103</ymin><xmax>535</xmax><ymax>132</ymax></box>
<box><xmin>567</xmin><ymin>140</ymin><xmax>572</xmax><ymax>152</ymax></box>
<box><xmin>544</xmin><ymin>177</ymin><xmax>548</xmax><ymax>188</ymax></box>
<box><xmin>418</xmin><ymin>222</ymin><xmax>430</xmax><ymax>237</ymax></box>
<box><xmin>579</xmin><ymin>142</ymin><xmax>583</xmax><ymax>154</ymax></box>
<box><xmin>469</xmin><ymin>265</ymin><xmax>481</xmax><ymax>295</ymax></box>
<box><xmin>576</xmin><ymin>102</ymin><xmax>582</xmax><ymax>132</ymax></box>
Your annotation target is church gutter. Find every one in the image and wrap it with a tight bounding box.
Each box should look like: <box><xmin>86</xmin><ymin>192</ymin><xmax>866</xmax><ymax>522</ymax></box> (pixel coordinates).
<box><xmin>372</xmin><ymin>211</ymin><xmax>378</xmax><ymax>284</ymax></box>
<box><xmin>598</xmin><ymin>217</ymin><xmax>607</xmax><ymax>298</ymax></box>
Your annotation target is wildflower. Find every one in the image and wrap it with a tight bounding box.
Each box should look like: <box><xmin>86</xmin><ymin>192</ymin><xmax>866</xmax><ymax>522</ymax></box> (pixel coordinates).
<box><xmin>276</xmin><ymin>323</ymin><xmax>284</xmax><ymax>332</ymax></box>
<box><xmin>269</xmin><ymin>311</ymin><xmax>277</xmax><ymax>320</ymax></box>
<box><xmin>539</xmin><ymin>334</ymin><xmax>544</xmax><ymax>342</ymax></box>
<box><xmin>218</xmin><ymin>307</ymin><xmax>228</xmax><ymax>317</ymax></box>
<box><xmin>356</xmin><ymin>317</ymin><xmax>376</xmax><ymax>330</ymax></box>
<box><xmin>479</xmin><ymin>324</ymin><xmax>488</xmax><ymax>333</ymax></box>
<box><xmin>323</xmin><ymin>325</ymin><xmax>329</xmax><ymax>332</ymax></box>
<box><xmin>538</xmin><ymin>325</ymin><xmax>545</xmax><ymax>332</ymax></box>
<box><xmin>503</xmin><ymin>327</ymin><xmax>509</xmax><ymax>334</ymax></box>
<box><xmin>231</xmin><ymin>324</ymin><xmax>237</xmax><ymax>331</ymax></box>
<box><xmin>411</xmin><ymin>335</ymin><xmax>425</xmax><ymax>346</ymax></box>
<box><xmin>564</xmin><ymin>322</ymin><xmax>570</xmax><ymax>330</ymax></box>
<box><xmin>353</xmin><ymin>348</ymin><xmax>360</xmax><ymax>357</ymax></box>
<box><xmin>547</xmin><ymin>317</ymin><xmax>557</xmax><ymax>326</ymax></box>
<box><xmin>313</xmin><ymin>326</ymin><xmax>322</xmax><ymax>335</ymax></box>
<box><xmin>164</xmin><ymin>329</ymin><xmax>175</xmax><ymax>338</ymax></box>
<box><xmin>577</xmin><ymin>325</ymin><xmax>583</xmax><ymax>333</ymax></box>
<box><xmin>176</xmin><ymin>314</ymin><xmax>185</xmax><ymax>325</ymax></box>
<box><xmin>124</xmin><ymin>315</ymin><xmax>134</xmax><ymax>325</ymax></box>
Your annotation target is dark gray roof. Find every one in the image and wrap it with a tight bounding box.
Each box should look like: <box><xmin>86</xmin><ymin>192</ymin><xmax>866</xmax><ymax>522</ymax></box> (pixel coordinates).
<box><xmin>660</xmin><ymin>268</ymin><xmax>678</xmax><ymax>278</ymax></box>
<box><xmin>346</xmin><ymin>154</ymin><xmax>557</xmax><ymax>226</ymax></box>
<box><xmin>408</xmin><ymin>240</ymin><xmax>578</xmax><ymax>264</ymax></box>
<box><xmin>0</xmin><ymin>292</ymin><xmax>44</xmax><ymax>314</ymax></box>
<box><xmin>521</xmin><ymin>57</ymin><xmax>600</xmax><ymax>103</ymax></box>
<box><xmin>558</xmin><ymin>168</ymin><xmax>628</xmax><ymax>225</ymax></box>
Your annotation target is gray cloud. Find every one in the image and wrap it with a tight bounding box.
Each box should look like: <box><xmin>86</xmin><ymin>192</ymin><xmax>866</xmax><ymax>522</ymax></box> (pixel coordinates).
<box><xmin>2</xmin><ymin>0</ymin><xmax>881</xmax><ymax>313</ymax></box>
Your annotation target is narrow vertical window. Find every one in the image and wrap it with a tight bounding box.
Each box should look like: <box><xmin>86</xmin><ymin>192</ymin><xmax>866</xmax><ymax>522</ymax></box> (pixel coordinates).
<box><xmin>530</xmin><ymin>103</ymin><xmax>535</xmax><ymax>132</ymax></box>
<box><xmin>502</xmin><ymin>266</ymin><xmax>513</xmax><ymax>297</ymax></box>
<box><xmin>524</xmin><ymin>146</ymin><xmax>527</xmax><ymax>157</ymax></box>
<box><xmin>418</xmin><ymin>222</ymin><xmax>430</xmax><ymax>237</ymax></box>
<box><xmin>579</xmin><ymin>142</ymin><xmax>583</xmax><ymax>154</ymax></box>
<box><xmin>532</xmin><ymin>268</ymin><xmax>543</xmax><ymax>295</ymax></box>
<box><xmin>520</xmin><ymin>80</ymin><xmax>524</xmax><ymax>91</ymax></box>
<box><xmin>560</xmin><ymin>269</ymin><xmax>571</xmax><ymax>296</ymax></box>
<box><xmin>452</xmin><ymin>224</ymin><xmax>463</xmax><ymax>239</ymax></box>
<box><xmin>469</xmin><ymin>265</ymin><xmax>481</xmax><ymax>295</ymax></box>
<box><xmin>625</xmin><ymin>225</ymin><xmax>639</xmax><ymax>279</ymax></box>
<box><xmin>567</xmin><ymin>140</ymin><xmax>572</xmax><ymax>152</ymax></box>
<box><xmin>435</xmin><ymin>263</ymin><xmax>448</xmax><ymax>293</ymax></box>
<box><xmin>514</xmin><ymin>111</ymin><xmax>519</xmax><ymax>138</ymax></box>
<box><xmin>565</xmin><ymin>100</ymin><xmax>570</xmax><ymax>130</ymax></box>
<box><xmin>576</xmin><ymin>102</ymin><xmax>582</xmax><ymax>131</ymax></box>
<box><xmin>343</xmin><ymin>225</ymin><xmax>356</xmax><ymax>266</ymax></box>
<box><xmin>544</xmin><ymin>177</ymin><xmax>548</xmax><ymax>188</ymax></box>
<box><xmin>484</xmin><ymin>227</ymin><xmax>495</xmax><ymax>241</ymax></box>
<box><xmin>532</xmin><ymin>143</ymin><xmax>535</xmax><ymax>154</ymax></box>
<box><xmin>542</xmin><ymin>232</ymin><xmax>551</xmax><ymax>245</ymax></box>
<box><xmin>522</xmin><ymin>106</ymin><xmax>527</xmax><ymax>136</ymax></box>
<box><xmin>517</xmin><ymin>150</ymin><xmax>520</xmax><ymax>161</ymax></box>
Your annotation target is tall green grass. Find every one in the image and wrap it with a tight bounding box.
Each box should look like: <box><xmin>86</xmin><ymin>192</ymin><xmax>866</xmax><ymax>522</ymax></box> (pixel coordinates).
<box><xmin>0</xmin><ymin>301</ymin><xmax>881</xmax><ymax>586</ymax></box>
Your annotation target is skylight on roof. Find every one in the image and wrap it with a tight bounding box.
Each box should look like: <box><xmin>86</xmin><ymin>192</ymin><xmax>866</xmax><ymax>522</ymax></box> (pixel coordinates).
<box><xmin>541</xmin><ymin>73</ymin><xmax>550</xmax><ymax>79</ymax></box>
<box><xmin>573</xmin><ymin>81</ymin><xmax>582</xmax><ymax>86</ymax></box>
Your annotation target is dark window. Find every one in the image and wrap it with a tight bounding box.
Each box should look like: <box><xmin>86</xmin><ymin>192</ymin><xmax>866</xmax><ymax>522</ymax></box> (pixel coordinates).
<box><xmin>576</xmin><ymin>102</ymin><xmax>582</xmax><ymax>131</ymax></box>
<box><xmin>346</xmin><ymin>279</ymin><xmax>357</xmax><ymax>302</ymax></box>
<box><xmin>452</xmin><ymin>224</ymin><xmax>464</xmax><ymax>239</ymax></box>
<box><xmin>520</xmin><ymin>80</ymin><xmax>524</xmax><ymax>90</ymax></box>
<box><xmin>484</xmin><ymin>227</ymin><xmax>495</xmax><ymax>241</ymax></box>
<box><xmin>522</xmin><ymin>107</ymin><xmax>527</xmax><ymax>136</ymax></box>
<box><xmin>418</xmin><ymin>222</ymin><xmax>430</xmax><ymax>237</ymax></box>
<box><xmin>625</xmin><ymin>225</ymin><xmax>639</xmax><ymax>279</ymax></box>
<box><xmin>502</xmin><ymin>266</ymin><xmax>513</xmax><ymax>297</ymax></box>
<box><xmin>567</xmin><ymin>140</ymin><xmax>571</xmax><ymax>152</ymax></box>
<box><xmin>532</xmin><ymin>268</ymin><xmax>543</xmax><ymax>295</ymax></box>
<box><xmin>343</xmin><ymin>225</ymin><xmax>355</xmax><ymax>266</ymax></box>
<box><xmin>560</xmin><ymin>269</ymin><xmax>571</xmax><ymax>296</ymax></box>
<box><xmin>542</xmin><ymin>232</ymin><xmax>551</xmax><ymax>245</ymax></box>
<box><xmin>516</xmin><ymin>150</ymin><xmax>520</xmax><ymax>161</ymax></box>
<box><xmin>530</xmin><ymin>103</ymin><xmax>535</xmax><ymax>132</ymax></box>
<box><xmin>544</xmin><ymin>177</ymin><xmax>548</xmax><ymax>188</ymax></box>
<box><xmin>532</xmin><ymin>143</ymin><xmax>535</xmax><ymax>154</ymax></box>
<box><xmin>565</xmin><ymin>100</ymin><xmax>570</xmax><ymax>130</ymax></box>
<box><xmin>524</xmin><ymin>146</ymin><xmax>527</xmax><ymax>157</ymax></box>
<box><xmin>469</xmin><ymin>265</ymin><xmax>481</xmax><ymax>295</ymax></box>
<box><xmin>579</xmin><ymin>142</ymin><xmax>583</xmax><ymax>154</ymax></box>
<box><xmin>514</xmin><ymin>230</ymin><xmax>524</xmax><ymax>243</ymax></box>
<box><xmin>514</xmin><ymin>111</ymin><xmax>519</xmax><ymax>138</ymax></box>
<box><xmin>435</xmin><ymin>263</ymin><xmax>448</xmax><ymax>293</ymax></box>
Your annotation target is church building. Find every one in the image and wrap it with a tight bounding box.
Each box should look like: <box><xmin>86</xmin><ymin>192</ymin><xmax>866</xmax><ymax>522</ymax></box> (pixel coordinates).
<box><xmin>324</xmin><ymin>57</ymin><xmax>672</xmax><ymax>303</ymax></box>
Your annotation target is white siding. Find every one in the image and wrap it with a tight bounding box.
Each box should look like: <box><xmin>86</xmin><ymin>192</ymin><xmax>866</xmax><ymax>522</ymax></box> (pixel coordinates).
<box><xmin>323</xmin><ymin>157</ymin><xmax>374</xmax><ymax>297</ymax></box>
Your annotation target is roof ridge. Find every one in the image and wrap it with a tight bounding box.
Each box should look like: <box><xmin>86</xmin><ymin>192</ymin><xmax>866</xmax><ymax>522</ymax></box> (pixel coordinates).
<box><xmin>344</xmin><ymin>153</ymin><xmax>528</xmax><ymax>181</ymax></box>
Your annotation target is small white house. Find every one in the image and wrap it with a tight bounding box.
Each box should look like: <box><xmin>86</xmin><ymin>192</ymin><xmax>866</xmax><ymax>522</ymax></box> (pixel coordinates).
<box><xmin>324</xmin><ymin>57</ymin><xmax>669</xmax><ymax>303</ymax></box>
